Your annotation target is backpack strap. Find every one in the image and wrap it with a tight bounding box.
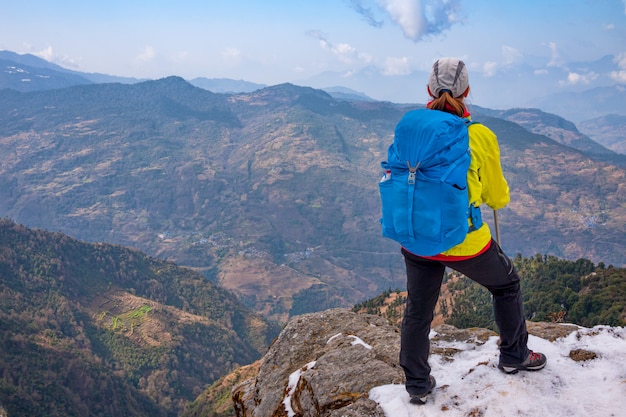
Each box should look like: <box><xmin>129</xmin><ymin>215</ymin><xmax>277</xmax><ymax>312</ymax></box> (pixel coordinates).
<box><xmin>406</xmin><ymin>161</ymin><xmax>420</xmax><ymax>238</ymax></box>
<box><xmin>464</xmin><ymin>119</ymin><xmax>483</xmax><ymax>232</ymax></box>
<box><xmin>468</xmin><ymin>203</ymin><xmax>483</xmax><ymax>232</ymax></box>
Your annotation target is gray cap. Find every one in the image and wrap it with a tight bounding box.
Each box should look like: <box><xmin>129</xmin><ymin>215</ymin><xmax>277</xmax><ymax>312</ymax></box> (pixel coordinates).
<box><xmin>428</xmin><ymin>58</ymin><xmax>469</xmax><ymax>98</ymax></box>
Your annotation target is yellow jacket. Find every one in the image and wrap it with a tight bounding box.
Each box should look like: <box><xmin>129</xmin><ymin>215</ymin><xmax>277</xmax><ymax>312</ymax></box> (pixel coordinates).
<box><xmin>438</xmin><ymin>121</ymin><xmax>510</xmax><ymax>257</ymax></box>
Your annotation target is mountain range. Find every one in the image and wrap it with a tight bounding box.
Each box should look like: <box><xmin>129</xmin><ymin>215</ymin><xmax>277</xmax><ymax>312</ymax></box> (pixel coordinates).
<box><xmin>578</xmin><ymin>114</ymin><xmax>626</xmax><ymax>155</ymax></box>
<box><xmin>3</xmin><ymin>49</ymin><xmax>626</xmax><ymax>126</ymax></box>
<box><xmin>1</xmin><ymin>63</ymin><xmax>625</xmax><ymax>326</ymax></box>
<box><xmin>3</xmin><ymin>49</ymin><xmax>625</xmax><ymax>157</ymax></box>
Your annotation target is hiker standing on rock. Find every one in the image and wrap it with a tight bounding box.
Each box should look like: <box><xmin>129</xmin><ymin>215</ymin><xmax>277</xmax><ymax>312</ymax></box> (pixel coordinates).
<box><xmin>379</xmin><ymin>58</ymin><xmax>546</xmax><ymax>405</ymax></box>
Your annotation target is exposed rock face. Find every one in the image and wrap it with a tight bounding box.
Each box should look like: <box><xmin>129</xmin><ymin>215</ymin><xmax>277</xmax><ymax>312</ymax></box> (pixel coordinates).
<box><xmin>233</xmin><ymin>309</ymin><xmax>402</xmax><ymax>417</ymax></box>
<box><xmin>525</xmin><ymin>320</ymin><xmax>579</xmax><ymax>341</ymax></box>
<box><xmin>232</xmin><ymin>309</ymin><xmax>598</xmax><ymax>417</ymax></box>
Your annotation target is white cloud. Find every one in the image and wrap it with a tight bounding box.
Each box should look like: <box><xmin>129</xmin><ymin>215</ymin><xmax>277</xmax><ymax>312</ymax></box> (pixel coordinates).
<box><xmin>333</xmin><ymin>43</ymin><xmax>358</xmax><ymax>64</ymax></box>
<box><xmin>137</xmin><ymin>46</ymin><xmax>156</xmax><ymax>62</ymax></box>
<box><xmin>480</xmin><ymin>45</ymin><xmax>522</xmax><ymax>77</ymax></box>
<box><xmin>546</xmin><ymin>41</ymin><xmax>562</xmax><ymax>67</ymax></box>
<box><xmin>482</xmin><ymin>61</ymin><xmax>498</xmax><ymax>77</ymax></box>
<box><xmin>559</xmin><ymin>71</ymin><xmax>599</xmax><ymax>86</ymax></box>
<box><xmin>614</xmin><ymin>52</ymin><xmax>626</xmax><ymax>68</ymax></box>
<box><xmin>35</xmin><ymin>45</ymin><xmax>55</xmax><ymax>62</ymax></box>
<box><xmin>378</xmin><ymin>0</ymin><xmax>425</xmax><ymax>39</ymax></box>
<box><xmin>611</xmin><ymin>70</ymin><xmax>626</xmax><ymax>83</ymax></box>
<box><xmin>502</xmin><ymin>45</ymin><xmax>522</xmax><ymax>65</ymax></box>
<box><xmin>33</xmin><ymin>46</ymin><xmax>79</xmax><ymax>69</ymax></box>
<box><xmin>308</xmin><ymin>30</ymin><xmax>371</xmax><ymax>67</ymax></box>
<box><xmin>382</xmin><ymin>56</ymin><xmax>411</xmax><ymax>75</ymax></box>
<box><xmin>221</xmin><ymin>47</ymin><xmax>242</xmax><ymax>64</ymax></box>
<box><xmin>376</xmin><ymin>0</ymin><xmax>462</xmax><ymax>41</ymax></box>
<box><xmin>358</xmin><ymin>52</ymin><xmax>374</xmax><ymax>65</ymax></box>
<box><xmin>611</xmin><ymin>52</ymin><xmax>626</xmax><ymax>83</ymax></box>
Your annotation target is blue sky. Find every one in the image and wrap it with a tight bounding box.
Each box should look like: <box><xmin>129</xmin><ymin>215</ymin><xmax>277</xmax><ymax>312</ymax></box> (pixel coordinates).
<box><xmin>1</xmin><ymin>0</ymin><xmax>625</xmax><ymax>107</ymax></box>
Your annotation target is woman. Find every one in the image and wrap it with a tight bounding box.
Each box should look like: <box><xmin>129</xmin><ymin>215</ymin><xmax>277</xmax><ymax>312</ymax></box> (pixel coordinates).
<box><xmin>400</xmin><ymin>58</ymin><xmax>546</xmax><ymax>405</ymax></box>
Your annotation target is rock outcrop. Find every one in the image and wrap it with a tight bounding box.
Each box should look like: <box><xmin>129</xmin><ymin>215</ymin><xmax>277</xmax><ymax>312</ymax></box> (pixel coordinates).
<box><xmin>233</xmin><ymin>309</ymin><xmax>402</xmax><ymax>416</ymax></box>
<box><xmin>232</xmin><ymin>309</ymin><xmax>593</xmax><ymax>417</ymax></box>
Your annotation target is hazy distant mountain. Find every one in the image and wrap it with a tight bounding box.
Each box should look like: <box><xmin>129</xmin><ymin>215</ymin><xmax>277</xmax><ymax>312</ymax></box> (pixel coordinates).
<box><xmin>578</xmin><ymin>114</ymin><xmax>626</xmax><ymax>155</ymax></box>
<box><xmin>301</xmin><ymin>65</ymin><xmax>424</xmax><ymax>103</ymax></box>
<box><xmin>527</xmin><ymin>85</ymin><xmax>626</xmax><ymax>123</ymax></box>
<box><xmin>321</xmin><ymin>86</ymin><xmax>376</xmax><ymax>102</ymax></box>
<box><xmin>491</xmin><ymin>108</ymin><xmax>626</xmax><ymax>166</ymax></box>
<box><xmin>4</xmin><ymin>49</ymin><xmax>625</xmax><ymax>122</ymax></box>
<box><xmin>0</xmin><ymin>78</ymin><xmax>624</xmax><ymax>327</ymax></box>
<box><xmin>0</xmin><ymin>53</ymin><xmax>94</xmax><ymax>92</ymax></box>
<box><xmin>0</xmin><ymin>50</ymin><xmax>141</xmax><ymax>91</ymax></box>
<box><xmin>189</xmin><ymin>77</ymin><xmax>266</xmax><ymax>93</ymax></box>
<box><xmin>0</xmin><ymin>50</ymin><xmax>77</xmax><ymax>73</ymax></box>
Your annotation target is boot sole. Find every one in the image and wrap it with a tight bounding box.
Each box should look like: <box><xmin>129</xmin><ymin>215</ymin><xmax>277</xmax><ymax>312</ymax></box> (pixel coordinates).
<box><xmin>499</xmin><ymin>363</ymin><xmax>546</xmax><ymax>374</ymax></box>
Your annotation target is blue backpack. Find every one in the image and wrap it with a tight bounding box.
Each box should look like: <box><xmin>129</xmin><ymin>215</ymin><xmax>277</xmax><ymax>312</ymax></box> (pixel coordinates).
<box><xmin>379</xmin><ymin>109</ymin><xmax>482</xmax><ymax>256</ymax></box>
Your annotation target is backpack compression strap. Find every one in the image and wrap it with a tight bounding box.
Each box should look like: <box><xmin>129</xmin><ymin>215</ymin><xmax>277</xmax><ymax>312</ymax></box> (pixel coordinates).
<box><xmin>406</xmin><ymin>161</ymin><xmax>420</xmax><ymax>238</ymax></box>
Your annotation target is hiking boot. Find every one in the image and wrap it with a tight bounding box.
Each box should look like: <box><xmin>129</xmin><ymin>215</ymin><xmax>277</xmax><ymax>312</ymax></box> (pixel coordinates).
<box><xmin>498</xmin><ymin>351</ymin><xmax>547</xmax><ymax>374</ymax></box>
<box><xmin>409</xmin><ymin>375</ymin><xmax>436</xmax><ymax>405</ymax></box>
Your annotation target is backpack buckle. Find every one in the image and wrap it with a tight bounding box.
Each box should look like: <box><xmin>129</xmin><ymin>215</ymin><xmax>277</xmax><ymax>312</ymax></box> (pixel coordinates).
<box><xmin>407</xmin><ymin>161</ymin><xmax>420</xmax><ymax>185</ymax></box>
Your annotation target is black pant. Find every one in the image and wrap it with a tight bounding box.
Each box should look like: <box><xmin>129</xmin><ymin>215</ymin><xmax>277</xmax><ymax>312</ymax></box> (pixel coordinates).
<box><xmin>400</xmin><ymin>240</ymin><xmax>529</xmax><ymax>395</ymax></box>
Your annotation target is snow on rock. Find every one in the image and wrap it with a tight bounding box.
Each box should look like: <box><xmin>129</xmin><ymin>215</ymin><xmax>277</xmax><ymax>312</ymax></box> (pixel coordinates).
<box><xmin>232</xmin><ymin>308</ymin><xmax>626</xmax><ymax>417</ymax></box>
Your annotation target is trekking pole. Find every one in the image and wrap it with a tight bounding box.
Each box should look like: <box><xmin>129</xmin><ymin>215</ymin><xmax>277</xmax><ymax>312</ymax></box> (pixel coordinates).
<box><xmin>493</xmin><ymin>209</ymin><xmax>501</xmax><ymax>246</ymax></box>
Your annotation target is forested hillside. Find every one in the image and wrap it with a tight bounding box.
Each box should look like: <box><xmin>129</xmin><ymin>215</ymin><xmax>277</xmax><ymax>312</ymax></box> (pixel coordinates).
<box><xmin>354</xmin><ymin>255</ymin><xmax>626</xmax><ymax>330</ymax></box>
<box><xmin>0</xmin><ymin>219</ymin><xmax>280</xmax><ymax>417</ymax></box>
